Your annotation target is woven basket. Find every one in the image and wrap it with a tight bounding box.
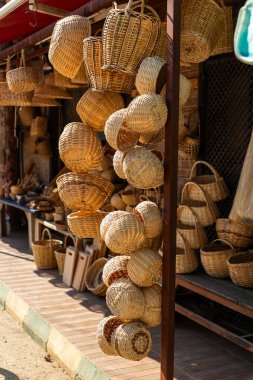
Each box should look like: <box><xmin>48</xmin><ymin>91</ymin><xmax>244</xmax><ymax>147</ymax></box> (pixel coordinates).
<box><xmin>85</xmin><ymin>258</ymin><xmax>108</xmax><ymax>296</ymax></box>
<box><xmin>139</xmin><ymin>127</ymin><xmax>165</xmax><ymax>145</ymax></box>
<box><xmin>67</xmin><ymin>210</ymin><xmax>107</xmax><ymax>238</ymax></box>
<box><xmin>31</xmin><ymin>97</ymin><xmax>61</xmax><ymax>107</ymax></box>
<box><xmin>71</xmin><ymin>63</ymin><xmax>89</xmax><ymax>85</ymax></box>
<box><xmin>134</xmin><ymin>200</ymin><xmax>162</xmax><ymax>238</ymax></box>
<box><xmin>211</xmin><ymin>6</ymin><xmax>233</xmax><ymax>56</ymax></box>
<box><xmin>34</xmin><ymin>84</ymin><xmax>72</xmax><ymax>99</ymax></box>
<box><xmin>216</xmin><ymin>218</ymin><xmax>253</xmax><ymax>248</ymax></box>
<box><xmin>179</xmin><ymin>136</ymin><xmax>200</xmax><ymax>160</ymax></box>
<box><xmin>113</xmin><ymin>151</ymin><xmax>127</xmax><ymax>180</ymax></box>
<box><xmin>127</xmin><ymin>248</ymin><xmax>162</xmax><ymax>287</ymax></box>
<box><xmin>105</xmin><ymin>108</ymin><xmax>139</xmax><ymax>152</ymax></box>
<box><xmin>177</xmin><ymin>205</ymin><xmax>207</xmax><ymax>249</ymax></box>
<box><xmin>102</xmin><ymin>255</ymin><xmax>130</xmax><ymax>287</ymax></box>
<box><xmin>18</xmin><ymin>107</ymin><xmax>34</xmax><ymax>127</ymax></box>
<box><xmin>201</xmin><ymin>239</ymin><xmax>235</xmax><ymax>278</ymax></box>
<box><xmin>56</xmin><ymin>172</ymin><xmax>114</xmax><ymax>211</ymax></box>
<box><xmin>181</xmin><ymin>182</ymin><xmax>219</xmax><ymax>227</ymax></box>
<box><xmin>106</xmin><ymin>278</ymin><xmax>145</xmax><ymax>319</ymax></box>
<box><xmin>152</xmin><ymin>21</ymin><xmax>166</xmax><ymax>60</ymax></box>
<box><xmin>76</xmin><ymin>89</ymin><xmax>124</xmax><ymax>132</ymax></box>
<box><xmin>181</xmin><ymin>0</ymin><xmax>226</xmax><ymax>64</ymax></box>
<box><xmin>140</xmin><ymin>283</ymin><xmax>161</xmax><ymax>327</ymax></box>
<box><xmin>121</xmin><ymin>185</ymin><xmax>142</xmax><ymax>206</ymax></box>
<box><xmin>227</xmin><ymin>252</ymin><xmax>253</xmax><ymax>288</ymax></box>
<box><xmin>111</xmin><ymin>193</ymin><xmax>126</xmax><ymax>211</ymax></box>
<box><xmin>59</xmin><ymin>122</ymin><xmax>103</xmax><ymax>173</ymax></box>
<box><xmin>176</xmin><ymin>230</ymin><xmax>198</xmax><ymax>274</ymax></box>
<box><xmin>49</xmin><ymin>16</ymin><xmax>91</xmax><ymax>79</ymax></box>
<box><xmin>135</xmin><ymin>57</ymin><xmax>167</xmax><ymax>95</ymax></box>
<box><xmin>53</xmin><ymin>71</ymin><xmax>79</xmax><ymax>88</ymax></box>
<box><xmin>102</xmin><ymin>0</ymin><xmax>160</xmax><ymax>74</ymax></box>
<box><xmin>30</xmin><ymin>116</ymin><xmax>47</xmax><ymax>137</ymax></box>
<box><xmin>96</xmin><ymin>316</ymin><xmax>124</xmax><ymax>356</ymax></box>
<box><xmin>180</xmin><ymin>74</ymin><xmax>192</xmax><ymax>106</ymax></box>
<box><xmin>0</xmin><ymin>82</ymin><xmax>33</xmax><ymax>106</ymax></box>
<box><xmin>123</xmin><ymin>146</ymin><xmax>164</xmax><ymax>189</ymax></box>
<box><xmin>32</xmin><ymin>228</ymin><xmax>62</xmax><ymax>270</ymax></box>
<box><xmin>126</xmin><ymin>94</ymin><xmax>167</xmax><ymax>134</ymax></box>
<box><xmin>55</xmin><ymin>235</ymin><xmax>75</xmax><ymax>275</ymax></box>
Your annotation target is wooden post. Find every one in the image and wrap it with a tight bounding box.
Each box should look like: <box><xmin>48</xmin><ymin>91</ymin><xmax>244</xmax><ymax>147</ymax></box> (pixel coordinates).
<box><xmin>161</xmin><ymin>1</ymin><xmax>181</xmax><ymax>379</ymax></box>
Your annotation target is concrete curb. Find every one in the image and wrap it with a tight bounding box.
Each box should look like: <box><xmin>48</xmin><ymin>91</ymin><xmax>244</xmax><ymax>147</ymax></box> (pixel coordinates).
<box><xmin>0</xmin><ymin>281</ymin><xmax>9</xmax><ymax>310</ymax></box>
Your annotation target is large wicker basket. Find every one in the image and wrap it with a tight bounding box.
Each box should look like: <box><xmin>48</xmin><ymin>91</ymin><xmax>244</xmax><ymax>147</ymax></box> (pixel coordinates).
<box><xmin>102</xmin><ymin>255</ymin><xmax>130</xmax><ymax>287</ymax></box>
<box><xmin>216</xmin><ymin>218</ymin><xmax>253</xmax><ymax>248</ymax></box>
<box><xmin>201</xmin><ymin>239</ymin><xmax>235</xmax><ymax>278</ymax></box>
<box><xmin>85</xmin><ymin>258</ymin><xmax>108</xmax><ymax>296</ymax></box>
<box><xmin>67</xmin><ymin>210</ymin><xmax>108</xmax><ymax>238</ymax></box>
<box><xmin>32</xmin><ymin>228</ymin><xmax>62</xmax><ymax>270</ymax></box>
<box><xmin>227</xmin><ymin>252</ymin><xmax>253</xmax><ymax>288</ymax></box>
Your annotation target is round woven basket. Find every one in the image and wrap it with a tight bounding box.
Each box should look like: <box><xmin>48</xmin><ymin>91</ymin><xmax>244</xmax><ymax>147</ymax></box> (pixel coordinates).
<box><xmin>140</xmin><ymin>283</ymin><xmax>161</xmax><ymax>327</ymax></box>
<box><xmin>18</xmin><ymin>107</ymin><xmax>34</xmax><ymax>127</ymax></box>
<box><xmin>106</xmin><ymin>278</ymin><xmax>145</xmax><ymax>320</ymax></box>
<box><xmin>121</xmin><ymin>185</ymin><xmax>142</xmax><ymax>206</ymax></box>
<box><xmin>59</xmin><ymin>122</ymin><xmax>103</xmax><ymax>173</ymax></box>
<box><xmin>56</xmin><ymin>172</ymin><xmax>114</xmax><ymax>211</ymax></box>
<box><xmin>216</xmin><ymin>218</ymin><xmax>253</xmax><ymax>248</ymax></box>
<box><xmin>96</xmin><ymin>316</ymin><xmax>125</xmax><ymax>356</ymax></box>
<box><xmin>32</xmin><ymin>228</ymin><xmax>62</xmax><ymax>270</ymax></box>
<box><xmin>111</xmin><ymin>193</ymin><xmax>126</xmax><ymax>211</ymax></box>
<box><xmin>127</xmin><ymin>248</ymin><xmax>162</xmax><ymax>287</ymax></box>
<box><xmin>134</xmin><ymin>200</ymin><xmax>162</xmax><ymax>238</ymax></box>
<box><xmin>201</xmin><ymin>239</ymin><xmax>235</xmax><ymax>278</ymax></box>
<box><xmin>102</xmin><ymin>255</ymin><xmax>130</xmax><ymax>287</ymax></box>
<box><xmin>71</xmin><ymin>63</ymin><xmax>89</xmax><ymax>85</ymax></box>
<box><xmin>179</xmin><ymin>74</ymin><xmax>192</xmax><ymax>106</ymax></box>
<box><xmin>126</xmin><ymin>94</ymin><xmax>167</xmax><ymax>134</ymax></box>
<box><xmin>139</xmin><ymin>127</ymin><xmax>165</xmax><ymax>145</ymax></box>
<box><xmin>176</xmin><ymin>230</ymin><xmax>198</xmax><ymax>274</ymax></box>
<box><xmin>30</xmin><ymin>116</ymin><xmax>47</xmax><ymax>137</ymax></box>
<box><xmin>227</xmin><ymin>252</ymin><xmax>253</xmax><ymax>288</ymax></box>
<box><xmin>67</xmin><ymin>210</ymin><xmax>107</xmax><ymax>238</ymax></box>
<box><xmin>144</xmin><ymin>234</ymin><xmax>163</xmax><ymax>251</ymax></box>
<box><xmin>152</xmin><ymin>21</ymin><xmax>167</xmax><ymax>60</ymax></box>
<box><xmin>76</xmin><ymin>89</ymin><xmax>124</xmax><ymax>132</ymax></box>
<box><xmin>113</xmin><ymin>151</ymin><xmax>127</xmax><ymax>180</ymax></box>
<box><xmin>135</xmin><ymin>57</ymin><xmax>167</xmax><ymax>95</ymax></box>
<box><xmin>85</xmin><ymin>258</ymin><xmax>108</xmax><ymax>296</ymax></box>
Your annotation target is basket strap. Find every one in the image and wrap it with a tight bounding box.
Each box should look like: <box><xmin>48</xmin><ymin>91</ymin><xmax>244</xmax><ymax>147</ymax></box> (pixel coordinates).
<box><xmin>210</xmin><ymin>239</ymin><xmax>234</xmax><ymax>250</ymax></box>
<box><xmin>190</xmin><ymin>161</ymin><xmax>220</xmax><ymax>182</ymax></box>
<box><xmin>41</xmin><ymin>228</ymin><xmax>52</xmax><ymax>245</ymax></box>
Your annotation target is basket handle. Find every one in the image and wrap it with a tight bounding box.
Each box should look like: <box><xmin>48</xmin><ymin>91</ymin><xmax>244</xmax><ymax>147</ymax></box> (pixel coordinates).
<box><xmin>63</xmin><ymin>234</ymin><xmax>75</xmax><ymax>249</ymax></box>
<box><xmin>181</xmin><ymin>181</ymin><xmax>207</xmax><ymax>205</ymax></box>
<box><xmin>41</xmin><ymin>228</ymin><xmax>52</xmax><ymax>245</ymax></box>
<box><xmin>177</xmin><ymin>204</ymin><xmax>199</xmax><ymax>228</ymax></box>
<box><xmin>190</xmin><ymin>161</ymin><xmax>220</xmax><ymax>182</ymax></box>
<box><xmin>209</xmin><ymin>239</ymin><xmax>234</xmax><ymax>250</ymax></box>
<box><xmin>176</xmin><ymin>229</ymin><xmax>188</xmax><ymax>253</ymax></box>
<box><xmin>20</xmin><ymin>49</ymin><xmax>26</xmax><ymax>68</ymax></box>
<box><xmin>94</xmin><ymin>28</ymin><xmax>103</xmax><ymax>37</ymax></box>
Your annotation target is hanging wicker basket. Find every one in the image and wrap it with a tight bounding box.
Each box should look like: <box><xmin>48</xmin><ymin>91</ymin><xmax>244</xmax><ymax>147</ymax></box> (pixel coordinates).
<box><xmin>176</xmin><ymin>230</ymin><xmax>198</xmax><ymax>274</ymax></box>
<box><xmin>121</xmin><ymin>185</ymin><xmax>142</xmax><ymax>206</ymax></box>
<box><xmin>113</xmin><ymin>151</ymin><xmax>127</xmax><ymax>180</ymax></box>
<box><xmin>53</xmin><ymin>71</ymin><xmax>79</xmax><ymax>88</ymax></box>
<box><xmin>0</xmin><ymin>82</ymin><xmax>33</xmax><ymax>106</ymax></box>
<box><xmin>85</xmin><ymin>258</ymin><xmax>108</xmax><ymax>296</ymax></box>
<box><xmin>96</xmin><ymin>316</ymin><xmax>124</xmax><ymax>356</ymax></box>
<box><xmin>227</xmin><ymin>252</ymin><xmax>253</xmax><ymax>288</ymax></box>
<box><xmin>71</xmin><ymin>63</ymin><xmax>89</xmax><ymax>85</ymax></box>
<box><xmin>140</xmin><ymin>283</ymin><xmax>161</xmax><ymax>327</ymax></box>
<box><xmin>216</xmin><ymin>218</ymin><xmax>253</xmax><ymax>248</ymax></box>
<box><xmin>102</xmin><ymin>255</ymin><xmax>130</xmax><ymax>287</ymax></box>
<box><xmin>201</xmin><ymin>239</ymin><xmax>235</xmax><ymax>278</ymax></box>
<box><xmin>32</xmin><ymin>228</ymin><xmax>62</xmax><ymax>270</ymax></box>
<box><xmin>152</xmin><ymin>21</ymin><xmax>167</xmax><ymax>60</ymax></box>
<box><xmin>30</xmin><ymin>116</ymin><xmax>47</xmax><ymax>137</ymax></box>
<box><xmin>134</xmin><ymin>200</ymin><xmax>162</xmax><ymax>238</ymax></box>
<box><xmin>67</xmin><ymin>210</ymin><xmax>107</xmax><ymax>238</ymax></box>
<box><xmin>111</xmin><ymin>193</ymin><xmax>126</xmax><ymax>211</ymax></box>
<box><xmin>135</xmin><ymin>57</ymin><xmax>167</xmax><ymax>95</ymax></box>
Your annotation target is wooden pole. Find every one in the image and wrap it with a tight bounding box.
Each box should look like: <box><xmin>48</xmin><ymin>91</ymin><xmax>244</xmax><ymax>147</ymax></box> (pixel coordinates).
<box><xmin>161</xmin><ymin>1</ymin><xmax>181</xmax><ymax>379</ymax></box>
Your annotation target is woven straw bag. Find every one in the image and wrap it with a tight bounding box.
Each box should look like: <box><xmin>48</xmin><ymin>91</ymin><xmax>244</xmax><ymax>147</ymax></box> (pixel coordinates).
<box><xmin>127</xmin><ymin>248</ymin><xmax>162</xmax><ymax>287</ymax></box>
<box><xmin>140</xmin><ymin>283</ymin><xmax>161</xmax><ymax>327</ymax></box>
<box><xmin>106</xmin><ymin>278</ymin><xmax>145</xmax><ymax>319</ymax></box>
<box><xmin>111</xmin><ymin>193</ymin><xmax>126</xmax><ymax>211</ymax></box>
<box><xmin>134</xmin><ymin>200</ymin><xmax>162</xmax><ymax>238</ymax></box>
<box><xmin>34</xmin><ymin>84</ymin><xmax>72</xmax><ymax>99</ymax></box>
<box><xmin>176</xmin><ymin>230</ymin><xmax>198</xmax><ymax>274</ymax></box>
<box><xmin>85</xmin><ymin>258</ymin><xmax>108</xmax><ymax>296</ymax></box>
<box><xmin>139</xmin><ymin>127</ymin><xmax>165</xmax><ymax>145</ymax></box>
<box><xmin>18</xmin><ymin>107</ymin><xmax>34</xmax><ymax>127</ymax></box>
<box><xmin>152</xmin><ymin>21</ymin><xmax>167</xmax><ymax>60</ymax></box>
<box><xmin>102</xmin><ymin>0</ymin><xmax>160</xmax><ymax>74</ymax></box>
<box><xmin>123</xmin><ymin>146</ymin><xmax>164</xmax><ymax>189</ymax></box>
<box><xmin>135</xmin><ymin>57</ymin><xmax>166</xmax><ymax>95</ymax></box>
<box><xmin>49</xmin><ymin>16</ymin><xmax>91</xmax><ymax>79</ymax></box>
<box><xmin>190</xmin><ymin>161</ymin><xmax>229</xmax><ymax>202</ymax></box>
<box><xmin>56</xmin><ymin>172</ymin><xmax>114</xmax><ymax>211</ymax></box>
<box><xmin>177</xmin><ymin>205</ymin><xmax>208</xmax><ymax>249</ymax></box>
<box><xmin>59</xmin><ymin>122</ymin><xmax>103</xmax><ymax>173</ymax></box>
<box><xmin>216</xmin><ymin>218</ymin><xmax>253</xmax><ymax>248</ymax></box>
<box><xmin>181</xmin><ymin>0</ymin><xmax>225</xmax><ymax>64</ymax></box>
<box><xmin>113</xmin><ymin>151</ymin><xmax>127</xmax><ymax>180</ymax></box>
<box><xmin>126</xmin><ymin>94</ymin><xmax>167</xmax><ymax>134</ymax></box>
<box><xmin>32</xmin><ymin>228</ymin><xmax>62</xmax><ymax>270</ymax></box>
<box><xmin>97</xmin><ymin>316</ymin><xmax>124</xmax><ymax>356</ymax></box>
<box><xmin>67</xmin><ymin>210</ymin><xmax>107</xmax><ymax>238</ymax></box>
<box><xmin>201</xmin><ymin>239</ymin><xmax>235</xmax><ymax>278</ymax></box>
<box><xmin>54</xmin><ymin>235</ymin><xmax>75</xmax><ymax>275</ymax></box>
<box><xmin>179</xmin><ymin>74</ymin><xmax>192</xmax><ymax>106</ymax></box>
<box><xmin>181</xmin><ymin>182</ymin><xmax>219</xmax><ymax>227</ymax></box>
<box><xmin>76</xmin><ymin>89</ymin><xmax>124</xmax><ymax>132</ymax></box>
<box><xmin>102</xmin><ymin>255</ymin><xmax>130</xmax><ymax>287</ymax></box>
<box><xmin>227</xmin><ymin>252</ymin><xmax>253</xmax><ymax>288</ymax></box>
<box><xmin>30</xmin><ymin>117</ymin><xmax>47</xmax><ymax>137</ymax></box>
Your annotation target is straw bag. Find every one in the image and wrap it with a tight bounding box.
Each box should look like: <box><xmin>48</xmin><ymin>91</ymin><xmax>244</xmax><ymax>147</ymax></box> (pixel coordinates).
<box><xmin>227</xmin><ymin>252</ymin><xmax>253</xmax><ymax>288</ymax></box>
<box><xmin>59</xmin><ymin>122</ymin><xmax>103</xmax><ymax>173</ymax></box>
<box><xmin>102</xmin><ymin>255</ymin><xmax>130</xmax><ymax>287</ymax></box>
<box><xmin>83</xmin><ymin>37</ymin><xmax>135</xmax><ymax>93</ymax></box>
<box><xmin>55</xmin><ymin>235</ymin><xmax>75</xmax><ymax>275</ymax></box>
<box><xmin>126</xmin><ymin>94</ymin><xmax>167</xmax><ymax>134</ymax></box>
<box><xmin>152</xmin><ymin>21</ymin><xmax>167</xmax><ymax>60</ymax></box>
<box><xmin>56</xmin><ymin>172</ymin><xmax>114</xmax><ymax>211</ymax></box>
<box><xmin>135</xmin><ymin>57</ymin><xmax>167</xmax><ymax>95</ymax></box>
<box><xmin>32</xmin><ymin>228</ymin><xmax>62</xmax><ymax>270</ymax></box>
<box><xmin>179</xmin><ymin>74</ymin><xmax>192</xmax><ymax>106</ymax></box>
<box><xmin>190</xmin><ymin>161</ymin><xmax>229</xmax><ymax>202</ymax></box>
<box><xmin>216</xmin><ymin>218</ymin><xmax>253</xmax><ymax>248</ymax></box>
<box><xmin>134</xmin><ymin>200</ymin><xmax>162</xmax><ymax>238</ymax></box>
<box><xmin>85</xmin><ymin>258</ymin><xmax>108</xmax><ymax>296</ymax></box>
<box><xmin>123</xmin><ymin>146</ymin><xmax>164</xmax><ymax>189</ymax></box>
<box><xmin>113</xmin><ymin>151</ymin><xmax>127</xmax><ymax>180</ymax></box>
<box><xmin>106</xmin><ymin>278</ymin><xmax>145</xmax><ymax>319</ymax></box>
<box><xmin>181</xmin><ymin>0</ymin><xmax>226</xmax><ymax>63</ymax></box>
<box><xmin>49</xmin><ymin>16</ymin><xmax>91</xmax><ymax>79</ymax></box>
<box><xmin>96</xmin><ymin>316</ymin><xmax>124</xmax><ymax>356</ymax></box>
<box><xmin>127</xmin><ymin>248</ymin><xmax>162</xmax><ymax>287</ymax></box>
<box><xmin>67</xmin><ymin>210</ymin><xmax>108</xmax><ymax>238</ymax></box>
<box><xmin>140</xmin><ymin>283</ymin><xmax>161</xmax><ymax>327</ymax></box>
<box><xmin>18</xmin><ymin>107</ymin><xmax>34</xmax><ymax>127</ymax></box>
<box><xmin>201</xmin><ymin>239</ymin><xmax>235</xmax><ymax>278</ymax></box>
<box><xmin>177</xmin><ymin>205</ymin><xmax>207</xmax><ymax>249</ymax></box>
<box><xmin>30</xmin><ymin>117</ymin><xmax>47</xmax><ymax>137</ymax></box>
<box><xmin>104</xmin><ymin>109</ymin><xmax>139</xmax><ymax>152</ymax></box>
<box><xmin>181</xmin><ymin>182</ymin><xmax>219</xmax><ymax>227</ymax></box>
<box><xmin>176</xmin><ymin>230</ymin><xmax>198</xmax><ymax>274</ymax></box>
<box><xmin>102</xmin><ymin>0</ymin><xmax>160</xmax><ymax>74</ymax></box>
<box><xmin>76</xmin><ymin>89</ymin><xmax>124</xmax><ymax>132</ymax></box>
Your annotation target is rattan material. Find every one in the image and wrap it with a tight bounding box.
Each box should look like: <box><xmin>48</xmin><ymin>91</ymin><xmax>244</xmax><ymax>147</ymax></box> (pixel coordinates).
<box><xmin>32</xmin><ymin>228</ymin><xmax>62</xmax><ymax>270</ymax></box>
<box><xmin>135</xmin><ymin>57</ymin><xmax>167</xmax><ymax>95</ymax></box>
<box><xmin>67</xmin><ymin>210</ymin><xmax>107</xmax><ymax>238</ymax></box>
<box><xmin>56</xmin><ymin>172</ymin><xmax>114</xmax><ymax>211</ymax></box>
<box><xmin>180</xmin><ymin>74</ymin><xmax>192</xmax><ymax>106</ymax></box>
<box><xmin>181</xmin><ymin>0</ymin><xmax>225</xmax><ymax>64</ymax></box>
<box><xmin>144</xmin><ymin>233</ymin><xmax>163</xmax><ymax>251</ymax></box>
<box><xmin>71</xmin><ymin>63</ymin><xmax>89</xmax><ymax>85</ymax></box>
<box><xmin>216</xmin><ymin>218</ymin><xmax>253</xmax><ymax>248</ymax></box>
<box><xmin>111</xmin><ymin>193</ymin><xmax>126</xmax><ymax>211</ymax></box>
<box><xmin>121</xmin><ymin>185</ymin><xmax>142</xmax><ymax>206</ymax></box>
<box><xmin>102</xmin><ymin>255</ymin><xmax>130</xmax><ymax>287</ymax></box>
<box><xmin>53</xmin><ymin>71</ymin><xmax>79</xmax><ymax>88</ymax></box>
<box><xmin>59</xmin><ymin>122</ymin><xmax>103</xmax><ymax>173</ymax></box>
<box><xmin>102</xmin><ymin>0</ymin><xmax>160</xmax><ymax>74</ymax></box>
<box><xmin>123</xmin><ymin>146</ymin><xmax>164</xmax><ymax>189</ymax></box>
<box><xmin>140</xmin><ymin>283</ymin><xmax>161</xmax><ymax>327</ymax></box>
<box><xmin>201</xmin><ymin>239</ymin><xmax>235</xmax><ymax>278</ymax></box>
<box><xmin>0</xmin><ymin>82</ymin><xmax>33</xmax><ymax>106</ymax></box>
<box><xmin>76</xmin><ymin>89</ymin><xmax>124</xmax><ymax>132</ymax></box>
<box><xmin>31</xmin><ymin>97</ymin><xmax>61</xmax><ymax>107</ymax></box>
<box><xmin>139</xmin><ymin>127</ymin><xmax>165</xmax><ymax>145</ymax></box>
<box><xmin>177</xmin><ymin>205</ymin><xmax>207</xmax><ymax>249</ymax></box>
<box><xmin>134</xmin><ymin>201</ymin><xmax>162</xmax><ymax>238</ymax></box>
<box><xmin>227</xmin><ymin>252</ymin><xmax>253</xmax><ymax>288</ymax></box>
<box><xmin>211</xmin><ymin>6</ymin><xmax>233</xmax><ymax>56</ymax></box>
<box><xmin>176</xmin><ymin>230</ymin><xmax>198</xmax><ymax>274</ymax></box>
<box><xmin>127</xmin><ymin>248</ymin><xmax>162</xmax><ymax>287</ymax></box>
<box><xmin>96</xmin><ymin>316</ymin><xmax>124</xmax><ymax>356</ymax></box>
<box><xmin>85</xmin><ymin>258</ymin><xmax>108</xmax><ymax>296</ymax></box>
<box><xmin>179</xmin><ymin>136</ymin><xmax>200</xmax><ymax>160</ymax></box>
<box><xmin>54</xmin><ymin>235</ymin><xmax>75</xmax><ymax>275</ymax></box>
<box><xmin>152</xmin><ymin>21</ymin><xmax>167</xmax><ymax>60</ymax></box>
<box><xmin>30</xmin><ymin>116</ymin><xmax>47</xmax><ymax>137</ymax></box>
<box><xmin>106</xmin><ymin>278</ymin><xmax>145</xmax><ymax>320</ymax></box>
<box><xmin>18</xmin><ymin>107</ymin><xmax>34</xmax><ymax>126</ymax></box>
<box><xmin>113</xmin><ymin>151</ymin><xmax>127</xmax><ymax>180</ymax></box>
<box><xmin>126</xmin><ymin>94</ymin><xmax>167</xmax><ymax>134</ymax></box>
<box><xmin>34</xmin><ymin>84</ymin><xmax>72</xmax><ymax>99</ymax></box>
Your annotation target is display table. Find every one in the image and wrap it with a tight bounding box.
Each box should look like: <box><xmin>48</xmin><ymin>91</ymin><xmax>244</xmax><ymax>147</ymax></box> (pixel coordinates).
<box><xmin>34</xmin><ymin>217</ymin><xmax>71</xmax><ymax>241</ymax></box>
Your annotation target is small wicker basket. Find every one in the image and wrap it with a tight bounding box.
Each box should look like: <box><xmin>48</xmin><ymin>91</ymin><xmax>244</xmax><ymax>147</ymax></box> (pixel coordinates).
<box><xmin>135</xmin><ymin>57</ymin><xmax>167</xmax><ymax>95</ymax></box>
<box><xmin>134</xmin><ymin>200</ymin><xmax>162</xmax><ymax>238</ymax></box>
<box><xmin>85</xmin><ymin>258</ymin><xmax>108</xmax><ymax>296</ymax></box>
<box><xmin>176</xmin><ymin>230</ymin><xmax>198</xmax><ymax>274</ymax></box>
<box><xmin>216</xmin><ymin>218</ymin><xmax>253</xmax><ymax>248</ymax></box>
<box><xmin>67</xmin><ymin>210</ymin><xmax>107</xmax><ymax>238</ymax></box>
<box><xmin>227</xmin><ymin>252</ymin><xmax>253</xmax><ymax>288</ymax></box>
<box><xmin>140</xmin><ymin>283</ymin><xmax>161</xmax><ymax>327</ymax></box>
<box><xmin>102</xmin><ymin>255</ymin><xmax>130</xmax><ymax>287</ymax></box>
<box><xmin>201</xmin><ymin>239</ymin><xmax>235</xmax><ymax>278</ymax></box>
<box><xmin>32</xmin><ymin>228</ymin><xmax>62</xmax><ymax>270</ymax></box>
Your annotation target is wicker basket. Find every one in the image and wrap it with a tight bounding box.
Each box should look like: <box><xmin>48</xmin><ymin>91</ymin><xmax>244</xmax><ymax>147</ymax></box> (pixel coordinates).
<box><xmin>140</xmin><ymin>283</ymin><xmax>161</xmax><ymax>327</ymax></box>
<box><xmin>18</xmin><ymin>107</ymin><xmax>34</xmax><ymax>127</ymax></box>
<box><xmin>201</xmin><ymin>239</ymin><xmax>235</xmax><ymax>278</ymax></box>
<box><xmin>179</xmin><ymin>136</ymin><xmax>200</xmax><ymax>160</ymax></box>
<box><xmin>32</xmin><ymin>228</ymin><xmax>62</xmax><ymax>270</ymax></box>
<box><xmin>113</xmin><ymin>151</ymin><xmax>127</xmax><ymax>180</ymax></box>
<box><xmin>180</xmin><ymin>74</ymin><xmax>192</xmax><ymax>106</ymax></box>
<box><xmin>102</xmin><ymin>0</ymin><xmax>160</xmax><ymax>74</ymax></box>
<box><xmin>211</xmin><ymin>6</ymin><xmax>233</xmax><ymax>56</ymax></box>
<box><xmin>181</xmin><ymin>0</ymin><xmax>226</xmax><ymax>64</ymax></box>
<box><xmin>76</xmin><ymin>89</ymin><xmax>124</xmax><ymax>132</ymax></box>
<box><xmin>96</xmin><ymin>316</ymin><xmax>124</xmax><ymax>356</ymax></box>
<box><xmin>152</xmin><ymin>21</ymin><xmax>167</xmax><ymax>60</ymax></box>
<box><xmin>127</xmin><ymin>248</ymin><xmax>162</xmax><ymax>287</ymax></box>
<box><xmin>0</xmin><ymin>82</ymin><xmax>33</xmax><ymax>106</ymax></box>
<box><xmin>34</xmin><ymin>84</ymin><xmax>72</xmax><ymax>99</ymax></box>
<box><xmin>30</xmin><ymin>116</ymin><xmax>47</xmax><ymax>137</ymax></box>
<box><xmin>177</xmin><ymin>205</ymin><xmax>207</xmax><ymax>249</ymax></box>
<box><xmin>227</xmin><ymin>252</ymin><xmax>253</xmax><ymax>288</ymax></box>
<box><xmin>53</xmin><ymin>71</ymin><xmax>79</xmax><ymax>89</ymax></box>
<box><xmin>56</xmin><ymin>172</ymin><xmax>114</xmax><ymax>211</ymax></box>
<box><xmin>31</xmin><ymin>97</ymin><xmax>61</xmax><ymax>107</ymax></box>
<box><xmin>135</xmin><ymin>57</ymin><xmax>167</xmax><ymax>95</ymax></box>
<box><xmin>216</xmin><ymin>218</ymin><xmax>253</xmax><ymax>248</ymax></box>
<box><xmin>67</xmin><ymin>210</ymin><xmax>107</xmax><ymax>238</ymax></box>
<box><xmin>190</xmin><ymin>161</ymin><xmax>229</xmax><ymax>202</ymax></box>
<box><xmin>102</xmin><ymin>255</ymin><xmax>130</xmax><ymax>287</ymax></box>
<box><xmin>85</xmin><ymin>258</ymin><xmax>108</xmax><ymax>296</ymax></box>
<box><xmin>71</xmin><ymin>63</ymin><xmax>89</xmax><ymax>85</ymax></box>
<box><xmin>121</xmin><ymin>185</ymin><xmax>142</xmax><ymax>206</ymax></box>
<box><xmin>111</xmin><ymin>193</ymin><xmax>126</xmax><ymax>211</ymax></box>
<box><xmin>55</xmin><ymin>235</ymin><xmax>75</xmax><ymax>275</ymax></box>
<box><xmin>176</xmin><ymin>230</ymin><xmax>198</xmax><ymax>274</ymax></box>
<box><xmin>139</xmin><ymin>127</ymin><xmax>165</xmax><ymax>145</ymax></box>
<box><xmin>134</xmin><ymin>200</ymin><xmax>162</xmax><ymax>238</ymax></box>
<box><xmin>59</xmin><ymin>122</ymin><xmax>103</xmax><ymax>173</ymax></box>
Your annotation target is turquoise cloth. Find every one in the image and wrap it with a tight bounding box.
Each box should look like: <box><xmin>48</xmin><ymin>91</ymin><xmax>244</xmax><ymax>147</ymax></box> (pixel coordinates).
<box><xmin>235</xmin><ymin>0</ymin><xmax>253</xmax><ymax>64</ymax></box>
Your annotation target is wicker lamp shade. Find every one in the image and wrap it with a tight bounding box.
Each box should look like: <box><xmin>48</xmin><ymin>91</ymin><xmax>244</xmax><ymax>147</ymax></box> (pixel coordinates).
<box><xmin>135</xmin><ymin>57</ymin><xmax>167</xmax><ymax>95</ymax></box>
<box><xmin>102</xmin><ymin>255</ymin><xmax>130</xmax><ymax>287</ymax></box>
<box><xmin>67</xmin><ymin>210</ymin><xmax>107</xmax><ymax>238</ymax></box>
<box><xmin>96</xmin><ymin>316</ymin><xmax>125</xmax><ymax>356</ymax></box>
<box><xmin>201</xmin><ymin>239</ymin><xmax>235</xmax><ymax>278</ymax></box>
<box><xmin>34</xmin><ymin>84</ymin><xmax>72</xmax><ymax>99</ymax></box>
<box><xmin>113</xmin><ymin>151</ymin><xmax>127</xmax><ymax>180</ymax></box>
<box><xmin>85</xmin><ymin>258</ymin><xmax>108</xmax><ymax>296</ymax></box>
<box><xmin>134</xmin><ymin>200</ymin><xmax>162</xmax><ymax>238</ymax></box>
<box><xmin>140</xmin><ymin>283</ymin><xmax>161</xmax><ymax>327</ymax></box>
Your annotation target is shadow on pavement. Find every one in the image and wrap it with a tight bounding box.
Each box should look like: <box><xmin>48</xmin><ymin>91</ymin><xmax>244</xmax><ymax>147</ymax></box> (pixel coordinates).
<box><xmin>0</xmin><ymin>368</ymin><xmax>20</xmax><ymax>380</ymax></box>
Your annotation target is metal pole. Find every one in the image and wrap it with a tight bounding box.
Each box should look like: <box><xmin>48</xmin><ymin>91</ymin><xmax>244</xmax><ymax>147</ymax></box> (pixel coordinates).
<box><xmin>161</xmin><ymin>1</ymin><xmax>181</xmax><ymax>379</ymax></box>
